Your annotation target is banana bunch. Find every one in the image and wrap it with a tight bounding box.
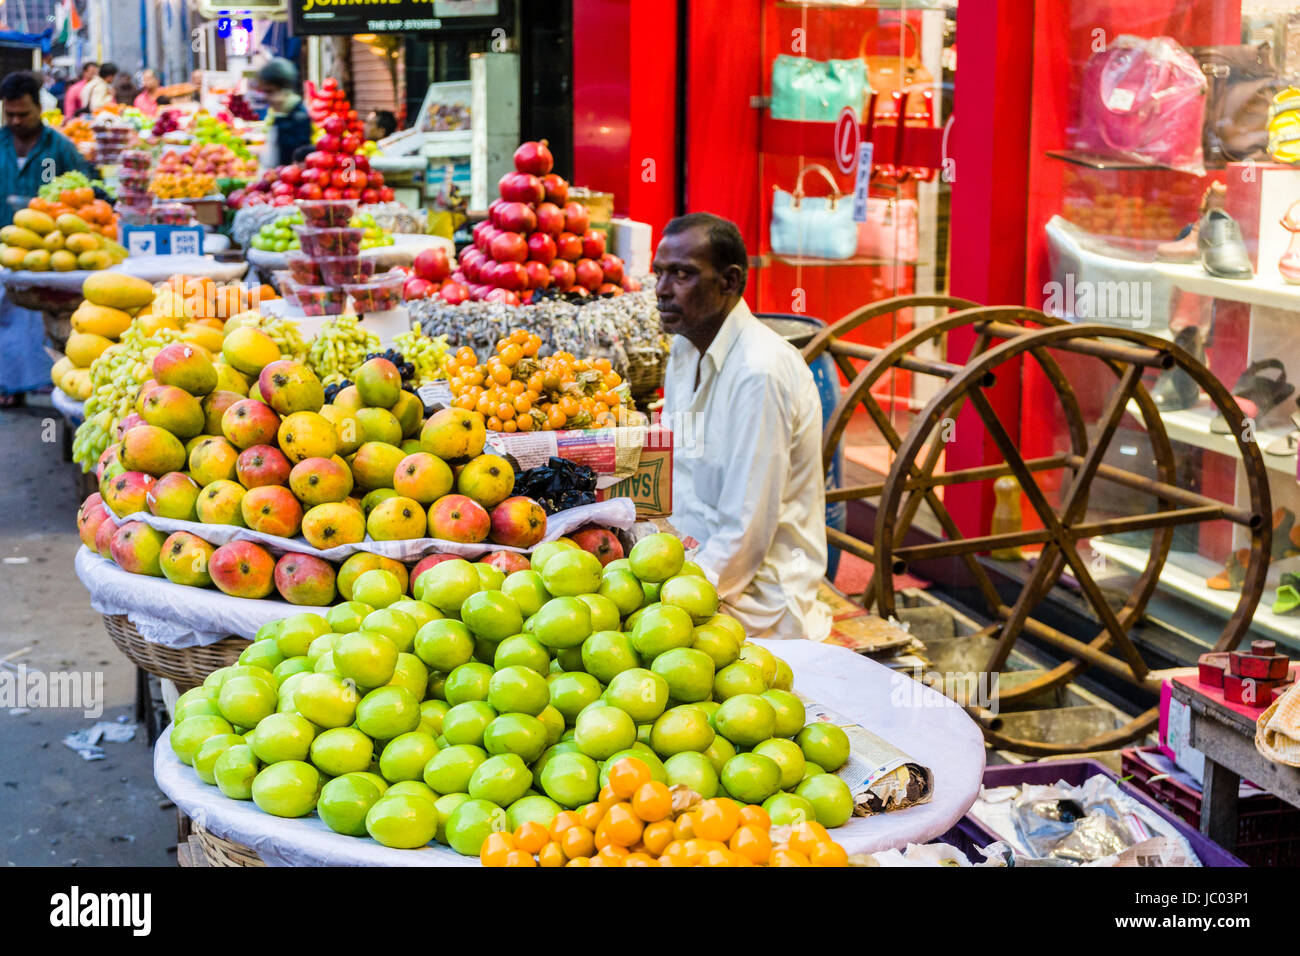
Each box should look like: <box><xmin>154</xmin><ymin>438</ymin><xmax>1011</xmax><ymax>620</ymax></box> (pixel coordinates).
<box><xmin>393</xmin><ymin>324</ymin><xmax>452</xmax><ymax>385</ymax></box>
<box><xmin>72</xmin><ymin>320</ymin><xmax>185</xmax><ymax>472</ymax></box>
<box><xmin>307</xmin><ymin>314</ymin><xmax>381</xmax><ymax>387</ymax></box>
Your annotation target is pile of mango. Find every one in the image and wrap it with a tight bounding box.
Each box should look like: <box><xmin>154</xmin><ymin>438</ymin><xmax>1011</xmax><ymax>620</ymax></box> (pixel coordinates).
<box><xmin>52</xmin><ymin>273</ymin><xmax>160</xmax><ymax>401</ymax></box>
<box><xmin>0</xmin><ymin>208</ymin><xmax>127</xmax><ymax>273</ymax></box>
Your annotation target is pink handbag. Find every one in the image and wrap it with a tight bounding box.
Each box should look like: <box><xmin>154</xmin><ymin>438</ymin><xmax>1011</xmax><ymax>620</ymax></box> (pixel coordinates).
<box><xmin>1075</xmin><ymin>35</ymin><xmax>1208</xmax><ymax>174</ymax></box>
<box><xmin>857</xmin><ymin>196</ymin><xmax>919</xmax><ymax>262</ymax></box>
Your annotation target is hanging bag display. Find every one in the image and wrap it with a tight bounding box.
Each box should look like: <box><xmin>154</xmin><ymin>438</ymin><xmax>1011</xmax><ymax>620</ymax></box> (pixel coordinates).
<box><xmin>1074</xmin><ymin>35</ymin><xmax>1208</xmax><ymax>174</ymax></box>
<box><xmin>770</xmin><ymin>55</ymin><xmax>868</xmax><ymax>122</ymax></box>
<box><xmin>856</xmin><ymin>195</ymin><xmax>920</xmax><ymax>262</ymax></box>
<box><xmin>859</xmin><ymin>22</ymin><xmax>935</xmax><ymax>122</ymax></box>
<box><xmin>770</xmin><ymin>164</ymin><xmax>858</xmax><ymax>260</ymax></box>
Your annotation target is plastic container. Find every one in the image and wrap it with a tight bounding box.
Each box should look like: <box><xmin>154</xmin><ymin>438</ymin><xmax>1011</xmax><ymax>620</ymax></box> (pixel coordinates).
<box><xmin>119</xmin><ymin>168</ymin><xmax>150</xmax><ymax>191</ymax></box>
<box><xmin>345</xmin><ymin>271</ymin><xmax>404</xmax><ymax>314</ymax></box>
<box><xmin>281</xmin><ymin>279</ymin><xmax>348</xmax><ymax>316</ymax></box>
<box><xmin>319</xmin><ymin>255</ymin><xmax>374</xmax><ymax>286</ymax></box>
<box><xmin>119</xmin><ymin>149</ymin><xmax>152</xmax><ymax>170</ymax></box>
<box><xmin>936</xmin><ymin>758</ymin><xmax>1245</xmax><ymax>866</ymax></box>
<box><xmin>295</xmin><ymin>226</ymin><xmax>362</xmax><ymax>257</ymax></box>
<box><xmin>297</xmin><ymin>198</ymin><xmax>357</xmax><ymax>228</ymax></box>
<box><xmin>1121</xmin><ymin>747</ymin><xmax>1300</xmax><ymax>867</ymax></box>
<box><xmin>152</xmin><ymin>202</ymin><xmax>197</xmax><ymax>226</ymax></box>
<box><xmin>285</xmin><ymin>252</ymin><xmax>322</xmax><ymax>284</ymax></box>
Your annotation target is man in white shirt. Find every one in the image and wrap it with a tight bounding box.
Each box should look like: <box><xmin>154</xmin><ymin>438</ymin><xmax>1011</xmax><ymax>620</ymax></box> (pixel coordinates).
<box><xmin>655</xmin><ymin>213</ymin><xmax>829</xmax><ymax>641</ymax></box>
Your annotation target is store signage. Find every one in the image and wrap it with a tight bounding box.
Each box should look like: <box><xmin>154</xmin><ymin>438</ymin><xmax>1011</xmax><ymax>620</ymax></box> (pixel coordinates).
<box><xmin>122</xmin><ymin>226</ymin><xmax>205</xmax><ymax>257</ymax></box>
<box><xmin>833</xmin><ymin>107</ymin><xmax>860</xmax><ymax>174</ymax></box>
<box><xmin>289</xmin><ymin>0</ymin><xmax>498</xmax><ymax>35</ymax></box>
<box><xmin>850</xmin><ymin>143</ymin><xmax>874</xmax><ymax>223</ymax></box>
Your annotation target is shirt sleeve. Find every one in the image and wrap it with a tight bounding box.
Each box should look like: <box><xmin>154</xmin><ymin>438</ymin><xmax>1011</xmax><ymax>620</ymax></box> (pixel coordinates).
<box><xmin>690</xmin><ymin>371</ymin><xmax>792</xmax><ymax>604</ymax></box>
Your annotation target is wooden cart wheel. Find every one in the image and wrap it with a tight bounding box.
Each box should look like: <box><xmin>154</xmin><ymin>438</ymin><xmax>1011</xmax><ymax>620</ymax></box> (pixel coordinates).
<box><xmin>869</xmin><ymin>323</ymin><xmax>1270</xmax><ymax>755</ymax></box>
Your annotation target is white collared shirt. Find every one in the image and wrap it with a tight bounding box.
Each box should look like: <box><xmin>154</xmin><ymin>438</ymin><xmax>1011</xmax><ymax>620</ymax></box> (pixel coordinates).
<box><xmin>663</xmin><ymin>299</ymin><xmax>828</xmax><ymax>640</ymax></box>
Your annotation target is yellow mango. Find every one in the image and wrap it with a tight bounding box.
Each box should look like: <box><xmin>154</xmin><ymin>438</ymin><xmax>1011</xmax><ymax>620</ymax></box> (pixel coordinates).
<box><xmin>77</xmin><ymin>250</ymin><xmax>111</xmax><ymax>271</ymax></box>
<box><xmin>50</xmin><ymin>355</ymin><xmax>73</xmax><ymax>386</ymax></box>
<box><xmin>42</xmin><ymin>230</ymin><xmax>65</xmax><ymax>251</ymax></box>
<box><xmin>136</xmin><ymin>311</ymin><xmax>182</xmax><ymax>336</ymax></box>
<box><xmin>179</xmin><ymin>324</ymin><xmax>225</xmax><ymax>354</ymax></box>
<box><xmin>13</xmin><ymin>209</ymin><xmax>55</xmax><ymax>235</ymax></box>
<box><xmin>72</xmin><ymin>302</ymin><xmax>132</xmax><ymax>339</ymax></box>
<box><xmin>56</xmin><ymin>213</ymin><xmax>89</xmax><ymax>235</ymax></box>
<box><xmin>64</xmin><ymin>331</ymin><xmax>114</xmax><ymax>367</ymax></box>
<box><xmin>0</xmin><ymin>245</ymin><xmax>27</xmax><ymax>269</ymax></box>
<box><xmin>21</xmin><ymin>249</ymin><xmax>50</xmax><ymax>272</ymax></box>
<box><xmin>50</xmin><ymin>250</ymin><xmax>78</xmax><ymax>272</ymax></box>
<box><xmin>83</xmin><ymin>271</ymin><xmax>156</xmax><ymax>309</ymax></box>
<box><xmin>0</xmin><ymin>226</ymin><xmax>44</xmax><ymax>250</ymax></box>
<box><xmin>60</xmin><ymin>367</ymin><xmax>93</xmax><ymax>400</ymax></box>
<box><xmin>65</xmin><ymin>233</ymin><xmax>99</xmax><ymax>255</ymax></box>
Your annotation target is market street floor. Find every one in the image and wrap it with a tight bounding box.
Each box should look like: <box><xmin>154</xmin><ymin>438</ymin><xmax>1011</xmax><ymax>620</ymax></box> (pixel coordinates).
<box><xmin>0</xmin><ymin>397</ymin><xmax>174</xmax><ymax>866</ymax></box>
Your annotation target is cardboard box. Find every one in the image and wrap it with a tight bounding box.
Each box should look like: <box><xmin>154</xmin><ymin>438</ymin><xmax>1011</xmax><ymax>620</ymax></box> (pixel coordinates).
<box><xmin>595</xmin><ymin>441</ymin><xmax>672</xmax><ymax>518</ymax></box>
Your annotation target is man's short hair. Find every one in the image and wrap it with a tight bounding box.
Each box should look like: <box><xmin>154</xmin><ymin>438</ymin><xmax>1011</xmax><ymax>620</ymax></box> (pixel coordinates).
<box><xmin>81</xmin><ymin>62</ymin><xmax>97</xmax><ymax>77</ymax></box>
<box><xmin>99</xmin><ymin>62</ymin><xmax>118</xmax><ymax>80</ymax></box>
<box><xmin>371</xmin><ymin>109</ymin><xmax>397</xmax><ymax>139</ymax></box>
<box><xmin>1</xmin><ymin>71</ymin><xmax>44</xmax><ymax>105</ymax></box>
<box><xmin>662</xmin><ymin>212</ymin><xmax>748</xmax><ymax>288</ymax></box>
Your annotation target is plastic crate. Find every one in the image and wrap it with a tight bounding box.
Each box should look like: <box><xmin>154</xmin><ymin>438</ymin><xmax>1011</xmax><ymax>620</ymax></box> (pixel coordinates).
<box><xmin>1121</xmin><ymin>747</ymin><xmax>1300</xmax><ymax>868</ymax></box>
<box><xmin>936</xmin><ymin>757</ymin><xmax>1244</xmax><ymax>867</ymax></box>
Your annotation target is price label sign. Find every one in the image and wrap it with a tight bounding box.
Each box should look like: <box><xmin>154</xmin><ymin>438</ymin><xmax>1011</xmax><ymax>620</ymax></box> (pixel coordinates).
<box><xmin>851</xmin><ymin>143</ymin><xmax>875</xmax><ymax>223</ymax></box>
<box><xmin>122</xmin><ymin>225</ymin><xmax>205</xmax><ymax>256</ymax></box>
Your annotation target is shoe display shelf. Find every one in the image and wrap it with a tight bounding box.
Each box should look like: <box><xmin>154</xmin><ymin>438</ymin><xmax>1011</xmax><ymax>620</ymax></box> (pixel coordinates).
<box><xmin>1154</xmin><ymin>262</ymin><xmax>1300</xmax><ymax>313</ymax></box>
<box><xmin>1124</xmin><ymin>397</ymin><xmax>1298</xmax><ymax>477</ymax></box>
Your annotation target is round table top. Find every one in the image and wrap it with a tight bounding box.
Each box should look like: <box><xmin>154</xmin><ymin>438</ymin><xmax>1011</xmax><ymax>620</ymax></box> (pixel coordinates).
<box><xmin>153</xmin><ymin>637</ymin><xmax>985</xmax><ymax>865</ymax></box>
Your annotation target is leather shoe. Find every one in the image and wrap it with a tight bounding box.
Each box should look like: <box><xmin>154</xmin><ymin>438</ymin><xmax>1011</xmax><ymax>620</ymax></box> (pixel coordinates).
<box><xmin>1156</xmin><ymin>183</ymin><xmax>1226</xmax><ymax>263</ymax></box>
<box><xmin>1150</xmin><ymin>325</ymin><xmax>1206</xmax><ymax>411</ymax></box>
<box><xmin>1198</xmin><ymin>209</ymin><xmax>1254</xmax><ymax>279</ymax></box>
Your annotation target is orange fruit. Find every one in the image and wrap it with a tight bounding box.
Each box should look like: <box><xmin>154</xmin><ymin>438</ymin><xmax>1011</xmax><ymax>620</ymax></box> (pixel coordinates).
<box><xmin>769</xmin><ymin>848</ymin><xmax>811</xmax><ymax>867</ymax></box>
<box><xmin>538</xmin><ymin>841</ymin><xmax>566</xmax><ymax>867</ymax></box>
<box><xmin>566</xmin><ymin>857</ymin><xmax>591</xmax><ymax>867</ymax></box>
<box><xmin>503</xmin><ymin>849</ymin><xmax>536</xmax><ymax>867</ymax></box>
<box><xmin>673</xmin><ymin>812</ymin><xmax>697</xmax><ymax>841</ymax></box>
<box><xmin>788</xmin><ymin>822</ymin><xmax>832</xmax><ymax>857</ymax></box>
<box><xmin>577</xmin><ymin>802</ymin><xmax>604</xmax><ymax>830</ymax></box>
<box><xmin>549</xmin><ymin>810</ymin><xmax>581</xmax><ymax>839</ymax></box>
<box><xmin>480</xmin><ymin>831</ymin><xmax>516</xmax><ymax>867</ymax></box>
<box><xmin>623</xmin><ymin>852</ymin><xmax>658</xmax><ymax>867</ymax></box>
<box><xmin>515</xmin><ymin>415</ymin><xmax>534</xmax><ymax>432</ymax></box>
<box><xmin>810</xmin><ymin>842</ymin><xmax>849</xmax><ymax>867</ymax></box>
<box><xmin>694</xmin><ymin>799</ymin><xmax>741</xmax><ymax>842</ymax></box>
<box><xmin>738</xmin><ymin>805</ymin><xmax>771</xmax><ymax>830</ymax></box>
<box><xmin>631</xmin><ymin>781</ymin><xmax>672</xmax><ymax>822</ymax></box>
<box><xmin>597</xmin><ymin>784</ymin><xmax>621</xmax><ymax>811</ymax></box>
<box><xmin>603</xmin><ymin>802</ymin><xmax>643</xmax><ymax>847</ymax></box>
<box><xmin>515</xmin><ymin>821</ymin><xmax>549</xmax><ymax>854</ymax></box>
<box><xmin>729</xmin><ymin>824</ymin><xmax>772</xmax><ymax>864</ymax></box>
<box><xmin>700</xmin><ymin>848</ymin><xmax>734</xmax><ymax>867</ymax></box>
<box><xmin>596</xmin><ymin>845</ymin><xmax>628</xmax><ymax>866</ymax></box>
<box><xmin>641</xmin><ymin>820</ymin><xmax>674</xmax><ymax>856</ymax></box>
<box><xmin>607</xmin><ymin>757</ymin><xmax>652</xmax><ymax>799</ymax></box>
<box><xmin>560</xmin><ymin>824</ymin><xmax>595</xmax><ymax>859</ymax></box>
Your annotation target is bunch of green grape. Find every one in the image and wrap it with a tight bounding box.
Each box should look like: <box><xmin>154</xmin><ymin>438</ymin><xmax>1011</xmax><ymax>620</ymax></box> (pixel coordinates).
<box><xmin>393</xmin><ymin>325</ymin><xmax>451</xmax><ymax>384</ymax></box>
<box><xmin>38</xmin><ymin>170</ymin><xmax>111</xmax><ymax>202</ymax></box>
<box><xmin>72</xmin><ymin>322</ymin><xmax>184</xmax><ymax>472</ymax></box>
<box><xmin>308</xmin><ymin>314</ymin><xmax>381</xmax><ymax>387</ymax></box>
<box><xmin>350</xmin><ymin>211</ymin><xmax>396</xmax><ymax>250</ymax></box>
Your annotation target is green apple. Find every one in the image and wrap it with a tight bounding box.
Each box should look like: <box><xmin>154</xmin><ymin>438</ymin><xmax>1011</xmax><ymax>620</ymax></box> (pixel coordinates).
<box><xmin>416</xmin><ymin>558</ymin><xmax>479</xmax><ymax>613</ymax></box>
<box><xmin>461</xmin><ymin>590</ymin><xmax>523</xmax><ymax>641</ymax></box>
<box><xmin>762</xmin><ymin>790</ymin><xmax>817</xmax><ymax>827</ymax></box>
<box><xmin>434</xmin><ymin>792</ymin><xmax>471</xmax><ymax>843</ymax></box>
<box><xmin>796</xmin><ymin>772</ymin><xmax>854</xmax><ymax>827</ymax></box>
<box><xmin>651</xmin><ymin>647</ymin><xmax>715</xmax><ymax>703</ymax></box>
<box><xmin>691</xmin><ymin>624</ymin><xmax>741</xmax><ymax>668</ymax></box>
<box><xmin>530</xmin><ymin>596</ymin><xmax>592</xmax><ymax>649</ymax></box>
<box><xmin>251</xmin><ymin>760</ymin><xmax>321</xmax><ymax>817</ymax></box>
<box><xmin>273</xmin><ymin>656</ymin><xmax>314</xmax><ymax>684</ymax></box>
<box><xmin>771</xmin><ymin>657</ymin><xmax>794</xmax><ymax>691</ymax></box>
<box><xmin>577</xmin><ymin>630</ymin><xmax>636</xmax><ymax>684</ymax></box>
<box><xmin>307</xmin><ymin>633</ymin><xmax>338</xmax><ymax>664</ymax></box>
<box><xmin>213</xmin><ymin>743</ymin><xmax>260</xmax><ymax>799</ymax></box>
<box><xmin>537</xmin><ymin>705</ymin><xmax>565</xmax><ymax>745</ymax></box>
<box><xmin>318</xmin><ymin>773</ymin><xmax>384</xmax><ymax>836</ymax></box>
<box><xmin>250</xmin><ymin>712</ymin><xmax>317</xmax><ymax>764</ymax></box>
<box><xmin>310</xmin><ymin>726</ymin><xmax>374</xmax><ymax>776</ymax></box>
<box><xmin>355</xmin><ymin>685</ymin><xmax>422</xmax><ymax>739</ymax></box>
<box><xmin>604</xmin><ymin>668</ymin><xmax>669</xmax><ymax>723</ymax></box>
<box><xmin>547</xmin><ymin>671</ymin><xmax>603</xmax><ymax>722</ymax></box>
<box><xmin>192</xmin><ymin>733</ymin><xmax>245</xmax><ymax>784</ymax></box>
<box><xmin>366</xmin><ymin>793</ymin><xmax>439</xmax><ymax>849</ymax></box>
<box><xmin>326</xmin><ymin>600</ymin><xmax>373</xmax><ymax>633</ymax></box>
<box><xmin>362</xmin><ymin>608</ymin><xmax>418</xmax><ymax>653</ymax></box>
<box><xmin>706</xmin><ymin>612</ymin><xmax>747</xmax><ymax>645</ymax></box>
<box><xmin>506</xmin><ymin>793</ymin><xmax>563</xmax><ymax>830</ymax></box>
<box><xmin>663</xmin><ymin>750</ymin><xmax>719</xmax><ymax>798</ymax></box>
<box><xmin>483</xmin><ymin>713</ymin><xmax>548</xmax><ymax>763</ymax></box>
<box><xmin>574</xmin><ymin>704</ymin><xmax>636</xmax><ymax>760</ymax></box>
<box><xmin>539</xmin><ymin>751</ymin><xmax>600</xmax><ymax>809</ymax></box>
<box><xmin>239</xmin><ymin>638</ymin><xmax>285</xmax><ymax>673</ymax></box>
<box><xmin>679</xmin><ymin>561</ymin><xmax>706</xmax><ymax>578</ymax></box>
<box><xmin>380</xmin><ymin>731</ymin><xmax>441</xmax><ymax>783</ymax></box>
<box><xmin>217</xmin><ymin>676</ymin><xmax>277</xmax><ymax>730</ymax></box>
<box><xmin>659</xmin><ymin>574</ymin><xmax>720</xmax><ymax>624</ymax></box>
<box><xmin>738</xmin><ymin>643</ymin><xmax>778</xmax><ymax>686</ymax></box>
<box><xmin>352</xmin><ymin>568</ymin><xmax>404</xmax><ymax>608</ymax></box>
<box><xmin>630</xmin><ymin>603</ymin><xmax>694</xmax><ymax>658</ymax></box>
<box><xmin>174</xmin><ymin>696</ymin><xmax>222</xmax><ymax>723</ymax></box>
<box><xmin>442</xmin><ymin>700</ymin><xmax>498</xmax><ymax>747</ymax></box>
<box><xmin>540</xmin><ymin>549</ymin><xmax>603</xmax><ymax>596</ymax></box>
<box><xmin>388</xmin><ymin>598</ymin><xmax>441</xmax><ymax>629</ymax></box>
<box><xmin>598</xmin><ymin>568</ymin><xmax>644</xmax><ymax>617</ymax></box>
<box><xmin>414</xmin><ymin>618</ymin><xmax>475</xmax><ymax>672</ymax></box>
<box><xmin>720</xmin><ymin>752</ymin><xmax>781</xmax><ymax>804</ymax></box>
<box><xmin>528</xmin><ymin>539</ymin><xmax>579</xmax><ymax>576</ymax></box>
<box><xmin>649</xmin><ymin>704</ymin><xmax>715</xmax><ymax>757</ymax></box>
<box><xmin>487</xmin><ymin>665</ymin><xmax>550</xmax><ymax>716</ymax></box>
<box><xmin>714</xmin><ymin>694</ymin><xmax>776</xmax><ymax>747</ymax></box>
<box><xmin>762</xmin><ymin>689</ymin><xmax>806</xmax><ymax>738</ymax></box>
<box><xmin>797</xmin><ymin>722</ymin><xmax>851</xmax><ymax>773</ymax></box>
<box><xmin>275</xmin><ymin>612</ymin><xmax>332</xmax><ymax>656</ymax></box>
<box><xmin>293</xmin><ymin>672</ymin><xmax>361</xmax><ymax>728</ymax></box>
<box><xmin>555</xmin><ymin>646</ymin><xmax>584</xmax><ymax>671</ymax></box>
<box><xmin>628</xmin><ymin>532</ymin><xmax>685</xmax><ymax>582</ymax></box>
<box><xmin>388</xmin><ymin>652</ymin><xmax>430</xmax><ymax>700</ymax></box>
<box><xmin>443</xmin><ymin>661</ymin><xmax>494</xmax><ymax>704</ymax></box>
<box><xmin>501</xmin><ymin>570</ymin><xmax>551</xmax><ymax>617</ymax></box>
<box><xmin>473</xmin><ymin>562</ymin><xmax>506</xmax><ymax>591</ymax></box>
<box><xmin>493</xmin><ymin>634</ymin><xmax>550</xmax><ymax>675</ymax></box>
<box><xmin>713</xmin><ymin>660</ymin><xmax>767</xmax><ymax>700</ymax></box>
<box><xmin>575</xmin><ymin>593</ymin><xmax>621</xmax><ymax>632</ymax></box>
<box><xmin>753</xmin><ymin>737</ymin><xmax>806</xmax><ymax>789</ymax></box>
<box><xmin>444</xmin><ymin>798</ymin><xmax>509</xmax><ymax>856</ymax></box>
<box><xmin>335</xmin><ymin>630</ymin><xmax>399</xmax><ymax>689</ymax></box>
<box><xmin>468</xmin><ymin>753</ymin><xmax>532</xmax><ymax>806</ymax></box>
<box><xmin>254</xmin><ymin>619</ymin><xmax>285</xmax><ymax>645</ymax></box>
<box><xmin>702</xmin><ymin>733</ymin><xmax>736</xmax><ymax>775</ymax></box>
<box><xmin>423</xmin><ymin>743</ymin><xmax>488</xmax><ymax>794</ymax></box>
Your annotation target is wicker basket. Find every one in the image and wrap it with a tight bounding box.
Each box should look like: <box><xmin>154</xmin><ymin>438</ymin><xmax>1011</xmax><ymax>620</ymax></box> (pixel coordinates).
<box><xmin>102</xmin><ymin>614</ymin><xmax>249</xmax><ymax>691</ymax></box>
<box><xmin>191</xmin><ymin>821</ymin><xmax>265</xmax><ymax>867</ymax></box>
<box><xmin>626</xmin><ymin>347</ymin><xmax>666</xmax><ymax>400</ymax></box>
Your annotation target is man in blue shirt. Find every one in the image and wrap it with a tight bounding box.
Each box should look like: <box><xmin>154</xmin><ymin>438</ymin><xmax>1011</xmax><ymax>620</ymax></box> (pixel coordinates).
<box><xmin>0</xmin><ymin>71</ymin><xmax>96</xmax><ymax>406</ymax></box>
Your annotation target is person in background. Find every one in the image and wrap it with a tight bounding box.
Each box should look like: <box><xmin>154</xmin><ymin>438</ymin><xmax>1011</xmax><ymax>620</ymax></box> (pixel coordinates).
<box><xmin>0</xmin><ymin>72</ymin><xmax>96</xmax><ymax>407</ymax></box>
<box><xmin>133</xmin><ymin>69</ymin><xmax>160</xmax><ymax>117</ymax></box>
<box><xmin>256</xmin><ymin>58</ymin><xmax>311</xmax><ymax>168</ymax></box>
<box><xmin>48</xmin><ymin>68</ymin><xmax>68</xmax><ymax>102</ymax></box>
<box><xmin>112</xmin><ymin>70</ymin><xmax>137</xmax><ymax>110</ymax></box>
<box><xmin>64</xmin><ymin>62</ymin><xmax>96</xmax><ymax>116</ymax></box>
<box><xmin>654</xmin><ymin>212</ymin><xmax>829</xmax><ymax>640</ymax></box>
<box><xmin>81</xmin><ymin>61</ymin><xmax>117</xmax><ymax>114</ymax></box>
<box><xmin>365</xmin><ymin>109</ymin><xmax>397</xmax><ymax>143</ymax></box>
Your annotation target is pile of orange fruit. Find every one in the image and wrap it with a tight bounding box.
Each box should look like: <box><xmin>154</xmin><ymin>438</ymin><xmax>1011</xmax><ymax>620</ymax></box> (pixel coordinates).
<box><xmin>61</xmin><ymin>118</ymin><xmax>94</xmax><ymax>144</ymax></box>
<box><xmin>149</xmin><ymin>171</ymin><xmax>219</xmax><ymax>200</ymax></box>
<box><xmin>27</xmin><ymin>189</ymin><xmax>117</xmax><ymax>238</ymax></box>
<box><xmin>480</xmin><ymin>757</ymin><xmax>851</xmax><ymax>867</ymax></box>
<box><xmin>150</xmin><ymin>273</ymin><xmax>280</xmax><ymax>321</ymax></box>
<box><xmin>446</xmin><ymin>330</ymin><xmax>633</xmax><ymax>432</ymax></box>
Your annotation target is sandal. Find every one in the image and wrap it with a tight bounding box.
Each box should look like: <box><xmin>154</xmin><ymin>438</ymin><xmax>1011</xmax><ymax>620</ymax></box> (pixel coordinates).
<box><xmin>1265</xmin><ymin>408</ymin><xmax>1300</xmax><ymax>456</ymax></box>
<box><xmin>1207</xmin><ymin>548</ymin><xmax>1251</xmax><ymax>591</ymax></box>
<box><xmin>1151</xmin><ymin>326</ymin><xmax>1207</xmax><ymax>411</ymax></box>
<box><xmin>1273</xmin><ymin>572</ymin><xmax>1300</xmax><ymax>614</ymax></box>
<box><xmin>1210</xmin><ymin>359</ymin><xmax>1294</xmax><ymax>434</ymax></box>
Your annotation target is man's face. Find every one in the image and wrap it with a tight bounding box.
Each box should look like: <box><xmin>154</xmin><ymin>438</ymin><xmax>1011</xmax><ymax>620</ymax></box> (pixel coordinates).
<box><xmin>4</xmin><ymin>95</ymin><xmax>42</xmax><ymax>138</ymax></box>
<box><xmin>82</xmin><ymin>65</ymin><xmax>97</xmax><ymax>80</ymax></box>
<box><xmin>652</xmin><ymin>226</ymin><xmax>738</xmax><ymax>338</ymax></box>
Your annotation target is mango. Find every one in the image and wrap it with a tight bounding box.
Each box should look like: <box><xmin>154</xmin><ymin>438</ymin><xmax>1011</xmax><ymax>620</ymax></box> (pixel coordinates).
<box><xmin>42</xmin><ymin>230</ymin><xmax>65</xmax><ymax>252</ymax></box>
<box><xmin>72</xmin><ymin>303</ymin><xmax>132</xmax><ymax>339</ymax></box>
<box><xmin>60</xmin><ymin>367</ymin><xmax>93</xmax><ymax>400</ymax></box>
<box><xmin>0</xmin><ymin>226</ymin><xmax>43</xmax><ymax>250</ymax></box>
<box><xmin>213</xmin><ymin>363</ymin><xmax>249</xmax><ymax>394</ymax></box>
<box><xmin>137</xmin><ymin>311</ymin><xmax>182</xmax><ymax>336</ymax></box>
<box><xmin>77</xmin><ymin>250</ymin><xmax>111</xmax><ymax>271</ymax></box>
<box><xmin>56</xmin><ymin>213</ymin><xmax>89</xmax><ymax>235</ymax></box>
<box><xmin>65</xmin><ymin>233</ymin><xmax>99</xmax><ymax>255</ymax></box>
<box><xmin>13</xmin><ymin>209</ymin><xmax>55</xmax><ymax>235</ymax></box>
<box><xmin>65</xmin><ymin>331</ymin><xmax>114</xmax><ymax>367</ymax></box>
<box><xmin>83</xmin><ymin>272</ymin><xmax>156</xmax><ymax>310</ymax></box>
<box><xmin>50</xmin><ymin>355</ymin><xmax>73</xmax><ymax>386</ymax></box>
<box><xmin>50</xmin><ymin>250</ymin><xmax>78</xmax><ymax>272</ymax></box>
<box><xmin>0</xmin><ymin>246</ymin><xmax>28</xmax><ymax>269</ymax></box>
<box><xmin>21</xmin><ymin>249</ymin><xmax>50</xmax><ymax>272</ymax></box>
<box><xmin>179</xmin><ymin>323</ymin><xmax>224</xmax><ymax>354</ymax></box>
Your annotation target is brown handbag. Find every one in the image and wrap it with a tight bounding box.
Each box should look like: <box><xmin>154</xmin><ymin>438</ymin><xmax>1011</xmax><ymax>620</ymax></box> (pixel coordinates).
<box><xmin>859</xmin><ymin>22</ymin><xmax>934</xmax><ymax>123</ymax></box>
<box><xmin>1191</xmin><ymin>42</ymin><xmax>1290</xmax><ymax>165</ymax></box>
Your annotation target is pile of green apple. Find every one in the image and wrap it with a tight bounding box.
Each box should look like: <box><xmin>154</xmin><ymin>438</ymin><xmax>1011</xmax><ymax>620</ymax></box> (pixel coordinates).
<box><xmin>168</xmin><ymin>532</ymin><xmax>855</xmax><ymax>857</ymax></box>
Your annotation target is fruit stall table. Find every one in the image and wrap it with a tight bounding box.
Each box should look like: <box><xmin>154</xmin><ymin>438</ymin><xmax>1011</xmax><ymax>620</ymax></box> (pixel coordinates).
<box><xmin>151</xmin><ymin>637</ymin><xmax>983</xmax><ymax>865</ymax></box>
<box><xmin>2</xmin><ymin>254</ymin><xmax>250</xmax><ymax>352</ymax></box>
<box><xmin>245</xmin><ymin>234</ymin><xmax>454</xmax><ymax>286</ymax></box>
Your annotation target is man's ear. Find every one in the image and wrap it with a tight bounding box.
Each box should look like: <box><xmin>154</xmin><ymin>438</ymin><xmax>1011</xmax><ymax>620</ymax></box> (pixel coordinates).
<box><xmin>720</xmin><ymin>264</ymin><xmax>746</xmax><ymax>297</ymax></box>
